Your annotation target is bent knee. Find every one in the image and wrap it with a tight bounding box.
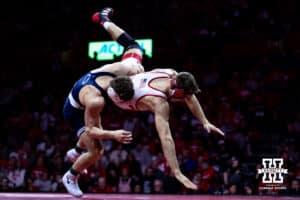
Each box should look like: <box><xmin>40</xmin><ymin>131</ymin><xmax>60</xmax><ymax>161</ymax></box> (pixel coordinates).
<box><xmin>121</xmin><ymin>59</ymin><xmax>144</xmax><ymax>75</ymax></box>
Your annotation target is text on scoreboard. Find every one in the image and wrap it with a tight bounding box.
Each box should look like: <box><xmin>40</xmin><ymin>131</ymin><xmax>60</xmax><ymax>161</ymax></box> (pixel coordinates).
<box><xmin>88</xmin><ymin>39</ymin><xmax>153</xmax><ymax>61</ymax></box>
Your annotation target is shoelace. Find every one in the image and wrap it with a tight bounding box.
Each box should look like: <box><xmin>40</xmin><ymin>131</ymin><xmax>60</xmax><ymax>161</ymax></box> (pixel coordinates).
<box><xmin>67</xmin><ymin>175</ymin><xmax>77</xmax><ymax>185</ymax></box>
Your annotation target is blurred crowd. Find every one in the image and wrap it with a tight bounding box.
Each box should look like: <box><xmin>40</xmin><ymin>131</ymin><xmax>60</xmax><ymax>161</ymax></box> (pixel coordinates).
<box><xmin>1</xmin><ymin>0</ymin><xmax>300</xmax><ymax>196</ymax></box>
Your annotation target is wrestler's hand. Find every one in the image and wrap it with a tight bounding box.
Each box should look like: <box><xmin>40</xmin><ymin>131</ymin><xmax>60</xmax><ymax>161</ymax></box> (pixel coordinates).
<box><xmin>203</xmin><ymin>122</ymin><xmax>225</xmax><ymax>136</ymax></box>
<box><xmin>113</xmin><ymin>130</ymin><xmax>133</xmax><ymax>144</ymax></box>
<box><xmin>175</xmin><ymin>172</ymin><xmax>198</xmax><ymax>190</ymax></box>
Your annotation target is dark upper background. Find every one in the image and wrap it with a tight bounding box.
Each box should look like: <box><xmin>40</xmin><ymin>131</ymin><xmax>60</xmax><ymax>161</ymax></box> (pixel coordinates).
<box><xmin>2</xmin><ymin>0</ymin><xmax>299</xmax><ymax>121</ymax></box>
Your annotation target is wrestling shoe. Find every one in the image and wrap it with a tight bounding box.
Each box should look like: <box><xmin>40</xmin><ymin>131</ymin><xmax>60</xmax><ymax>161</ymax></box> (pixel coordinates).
<box><xmin>64</xmin><ymin>148</ymin><xmax>80</xmax><ymax>163</ymax></box>
<box><xmin>92</xmin><ymin>7</ymin><xmax>114</xmax><ymax>25</ymax></box>
<box><xmin>62</xmin><ymin>171</ymin><xmax>83</xmax><ymax>197</ymax></box>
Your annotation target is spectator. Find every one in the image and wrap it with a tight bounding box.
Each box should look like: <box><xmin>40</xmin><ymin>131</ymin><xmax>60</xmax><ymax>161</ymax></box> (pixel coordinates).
<box><xmin>36</xmin><ymin>136</ymin><xmax>55</xmax><ymax>158</ymax></box>
<box><xmin>117</xmin><ymin>167</ymin><xmax>131</xmax><ymax>193</ymax></box>
<box><xmin>131</xmin><ymin>143</ymin><xmax>152</xmax><ymax>174</ymax></box>
<box><xmin>142</xmin><ymin>167</ymin><xmax>155</xmax><ymax>194</ymax></box>
<box><xmin>50</xmin><ymin>173</ymin><xmax>64</xmax><ymax>192</ymax></box>
<box><xmin>153</xmin><ymin>179</ymin><xmax>164</xmax><ymax>194</ymax></box>
<box><xmin>0</xmin><ymin>177</ymin><xmax>9</xmax><ymax>192</ymax></box>
<box><xmin>197</xmin><ymin>160</ymin><xmax>216</xmax><ymax>194</ymax></box>
<box><xmin>228</xmin><ymin>184</ymin><xmax>238</xmax><ymax>195</ymax></box>
<box><xmin>6</xmin><ymin>155</ymin><xmax>26</xmax><ymax>191</ymax></box>
<box><xmin>289</xmin><ymin>179</ymin><xmax>300</xmax><ymax>195</ymax></box>
<box><xmin>105</xmin><ymin>162</ymin><xmax>119</xmax><ymax>192</ymax></box>
<box><xmin>32</xmin><ymin>172</ymin><xmax>52</xmax><ymax>192</ymax></box>
<box><xmin>243</xmin><ymin>184</ymin><xmax>253</xmax><ymax>195</ymax></box>
<box><xmin>89</xmin><ymin>176</ymin><xmax>114</xmax><ymax>193</ymax></box>
<box><xmin>110</xmin><ymin>144</ymin><xmax>128</xmax><ymax>166</ymax></box>
<box><xmin>132</xmin><ymin>183</ymin><xmax>143</xmax><ymax>194</ymax></box>
<box><xmin>123</xmin><ymin>153</ymin><xmax>142</xmax><ymax>178</ymax></box>
<box><xmin>31</xmin><ymin>155</ymin><xmax>48</xmax><ymax>181</ymax></box>
<box><xmin>223</xmin><ymin>157</ymin><xmax>242</xmax><ymax>188</ymax></box>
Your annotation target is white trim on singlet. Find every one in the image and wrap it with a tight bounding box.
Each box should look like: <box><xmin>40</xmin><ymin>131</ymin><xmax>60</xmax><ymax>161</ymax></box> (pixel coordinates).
<box><xmin>108</xmin><ymin>72</ymin><xmax>169</xmax><ymax>110</ymax></box>
<box><xmin>68</xmin><ymin>93</ymin><xmax>84</xmax><ymax>110</ymax></box>
<box><xmin>76</xmin><ymin>126</ymin><xmax>86</xmax><ymax>137</ymax></box>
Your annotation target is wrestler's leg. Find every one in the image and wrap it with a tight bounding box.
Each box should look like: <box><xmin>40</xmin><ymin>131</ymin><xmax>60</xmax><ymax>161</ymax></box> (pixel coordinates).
<box><xmin>92</xmin><ymin>8</ymin><xmax>143</xmax><ymax>64</ymax></box>
<box><xmin>62</xmin><ymin>132</ymin><xmax>103</xmax><ymax>197</ymax></box>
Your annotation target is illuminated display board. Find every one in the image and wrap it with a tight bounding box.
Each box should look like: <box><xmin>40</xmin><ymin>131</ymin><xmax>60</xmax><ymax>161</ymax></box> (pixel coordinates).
<box><xmin>88</xmin><ymin>39</ymin><xmax>153</xmax><ymax>61</ymax></box>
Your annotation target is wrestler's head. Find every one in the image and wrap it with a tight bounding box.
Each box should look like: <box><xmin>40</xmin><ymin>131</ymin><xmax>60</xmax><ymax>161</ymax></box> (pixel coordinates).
<box><xmin>169</xmin><ymin>72</ymin><xmax>201</xmax><ymax>99</ymax></box>
<box><xmin>109</xmin><ymin>76</ymin><xmax>134</xmax><ymax>101</ymax></box>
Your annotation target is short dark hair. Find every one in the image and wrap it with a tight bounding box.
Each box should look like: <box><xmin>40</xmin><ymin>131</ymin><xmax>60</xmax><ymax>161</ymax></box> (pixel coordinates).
<box><xmin>176</xmin><ymin>72</ymin><xmax>200</xmax><ymax>94</ymax></box>
<box><xmin>110</xmin><ymin>76</ymin><xmax>134</xmax><ymax>101</ymax></box>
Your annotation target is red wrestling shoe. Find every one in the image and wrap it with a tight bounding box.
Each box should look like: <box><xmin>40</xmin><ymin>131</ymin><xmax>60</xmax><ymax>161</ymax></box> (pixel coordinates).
<box><xmin>92</xmin><ymin>7</ymin><xmax>114</xmax><ymax>25</ymax></box>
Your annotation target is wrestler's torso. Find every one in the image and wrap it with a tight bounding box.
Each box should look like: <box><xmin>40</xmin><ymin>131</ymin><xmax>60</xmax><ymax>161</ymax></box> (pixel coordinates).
<box><xmin>69</xmin><ymin>67</ymin><xmax>116</xmax><ymax>109</ymax></box>
<box><xmin>108</xmin><ymin>72</ymin><xmax>170</xmax><ymax>111</ymax></box>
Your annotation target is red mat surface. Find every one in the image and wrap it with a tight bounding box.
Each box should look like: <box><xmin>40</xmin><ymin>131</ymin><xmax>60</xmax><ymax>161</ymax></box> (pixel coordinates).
<box><xmin>0</xmin><ymin>193</ymin><xmax>299</xmax><ymax>200</ymax></box>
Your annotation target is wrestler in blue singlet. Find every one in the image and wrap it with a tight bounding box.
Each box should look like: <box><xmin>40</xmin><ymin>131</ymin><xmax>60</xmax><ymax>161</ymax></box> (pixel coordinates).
<box><xmin>63</xmin><ymin>70</ymin><xmax>116</xmax><ymax>136</ymax></box>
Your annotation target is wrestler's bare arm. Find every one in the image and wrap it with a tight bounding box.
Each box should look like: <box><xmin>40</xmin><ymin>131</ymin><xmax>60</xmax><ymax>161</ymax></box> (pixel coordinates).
<box><xmin>82</xmin><ymin>91</ymin><xmax>132</xmax><ymax>143</ymax></box>
<box><xmin>184</xmin><ymin>94</ymin><xmax>209</xmax><ymax>125</ymax></box>
<box><xmin>185</xmin><ymin>94</ymin><xmax>225</xmax><ymax>136</ymax></box>
<box><xmin>146</xmin><ymin>97</ymin><xmax>197</xmax><ymax>190</ymax></box>
<box><xmin>152</xmin><ymin>99</ymin><xmax>180</xmax><ymax>175</ymax></box>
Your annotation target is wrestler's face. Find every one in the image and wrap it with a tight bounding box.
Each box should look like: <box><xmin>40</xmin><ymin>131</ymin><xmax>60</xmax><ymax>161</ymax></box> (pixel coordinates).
<box><xmin>107</xmin><ymin>86</ymin><xmax>126</xmax><ymax>104</ymax></box>
<box><xmin>168</xmin><ymin>90</ymin><xmax>192</xmax><ymax>103</ymax></box>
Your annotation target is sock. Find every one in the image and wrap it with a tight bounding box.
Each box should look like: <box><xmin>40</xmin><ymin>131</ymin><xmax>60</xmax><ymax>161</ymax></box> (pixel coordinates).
<box><xmin>75</xmin><ymin>145</ymin><xmax>84</xmax><ymax>154</ymax></box>
<box><xmin>70</xmin><ymin>167</ymin><xmax>79</xmax><ymax>176</ymax></box>
<box><xmin>117</xmin><ymin>32</ymin><xmax>140</xmax><ymax>50</ymax></box>
<box><xmin>103</xmin><ymin>21</ymin><xmax>113</xmax><ymax>30</ymax></box>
